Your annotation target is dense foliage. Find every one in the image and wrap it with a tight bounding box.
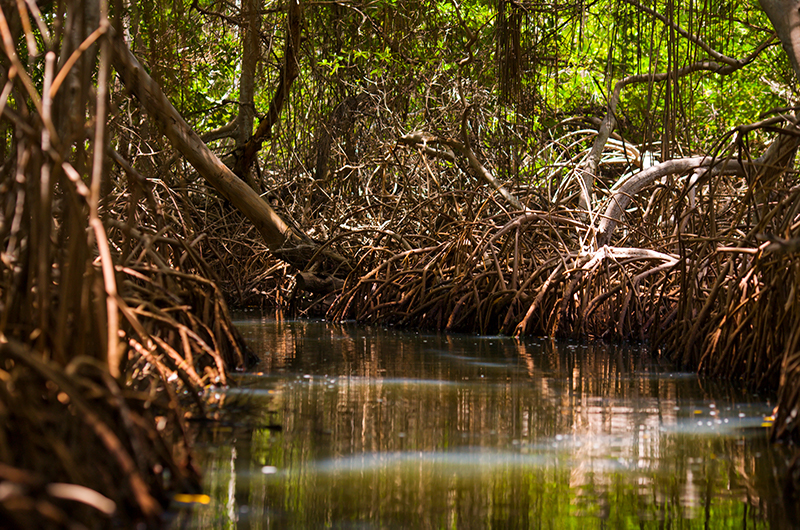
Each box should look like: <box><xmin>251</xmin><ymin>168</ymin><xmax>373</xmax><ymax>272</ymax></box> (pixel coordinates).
<box><xmin>145</xmin><ymin>0</ymin><xmax>792</xmax><ymax>171</ymax></box>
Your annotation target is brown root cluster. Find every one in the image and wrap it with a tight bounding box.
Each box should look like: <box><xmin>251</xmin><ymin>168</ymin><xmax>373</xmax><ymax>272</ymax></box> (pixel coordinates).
<box><xmin>0</xmin><ymin>175</ymin><xmax>253</xmax><ymax>529</ymax></box>
<box><xmin>0</xmin><ymin>3</ymin><xmax>252</xmax><ymax>528</ymax></box>
<box><xmin>253</xmin><ymin>112</ymin><xmax>800</xmax><ymax>447</ymax></box>
<box><xmin>0</xmin><ymin>338</ymin><xmax>200</xmax><ymax>528</ymax></box>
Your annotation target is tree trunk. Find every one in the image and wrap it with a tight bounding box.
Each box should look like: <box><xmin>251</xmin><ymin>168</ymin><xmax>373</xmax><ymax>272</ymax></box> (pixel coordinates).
<box><xmin>235</xmin><ymin>0</ymin><xmax>261</xmax><ymax>192</ymax></box>
<box><xmin>232</xmin><ymin>0</ymin><xmax>302</xmax><ymax>180</ymax></box>
<box><xmin>759</xmin><ymin>0</ymin><xmax>800</xmax><ymax>80</ymax></box>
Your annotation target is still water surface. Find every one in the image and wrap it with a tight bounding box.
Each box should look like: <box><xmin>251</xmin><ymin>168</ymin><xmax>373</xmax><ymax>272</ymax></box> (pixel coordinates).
<box><xmin>172</xmin><ymin>316</ymin><xmax>794</xmax><ymax>529</ymax></box>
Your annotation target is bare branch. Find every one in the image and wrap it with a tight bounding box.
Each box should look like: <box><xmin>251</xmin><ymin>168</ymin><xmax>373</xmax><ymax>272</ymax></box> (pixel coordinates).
<box><xmin>580</xmin><ymin>59</ymin><xmax>759</xmax><ymax>211</ymax></box>
<box><xmin>399</xmin><ymin>130</ymin><xmax>526</xmax><ymax>212</ymax></box>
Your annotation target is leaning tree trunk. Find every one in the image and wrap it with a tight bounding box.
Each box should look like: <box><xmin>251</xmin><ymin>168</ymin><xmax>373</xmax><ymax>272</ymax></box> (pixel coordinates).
<box><xmin>109</xmin><ymin>2</ymin><xmax>349</xmax><ymax>278</ymax></box>
<box><xmin>110</xmin><ymin>31</ymin><xmax>302</xmax><ymax>260</ymax></box>
<box><xmin>759</xmin><ymin>0</ymin><xmax>800</xmax><ymax>80</ymax></box>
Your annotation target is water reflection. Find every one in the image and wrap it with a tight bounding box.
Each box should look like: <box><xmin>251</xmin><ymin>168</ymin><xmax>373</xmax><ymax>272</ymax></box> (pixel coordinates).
<box><xmin>171</xmin><ymin>317</ymin><xmax>793</xmax><ymax>529</ymax></box>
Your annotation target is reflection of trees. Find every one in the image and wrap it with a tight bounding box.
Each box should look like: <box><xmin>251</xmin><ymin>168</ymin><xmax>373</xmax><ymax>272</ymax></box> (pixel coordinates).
<box><xmin>195</xmin><ymin>320</ymin><xmax>788</xmax><ymax>527</ymax></box>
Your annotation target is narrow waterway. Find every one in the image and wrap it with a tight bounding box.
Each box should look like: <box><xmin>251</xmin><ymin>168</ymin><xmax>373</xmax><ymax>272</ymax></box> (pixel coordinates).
<box><xmin>171</xmin><ymin>315</ymin><xmax>794</xmax><ymax>529</ymax></box>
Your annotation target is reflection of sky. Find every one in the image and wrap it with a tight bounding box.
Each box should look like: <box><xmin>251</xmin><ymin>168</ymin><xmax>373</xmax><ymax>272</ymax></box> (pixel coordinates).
<box><xmin>176</xmin><ymin>318</ymin><xmax>787</xmax><ymax>528</ymax></box>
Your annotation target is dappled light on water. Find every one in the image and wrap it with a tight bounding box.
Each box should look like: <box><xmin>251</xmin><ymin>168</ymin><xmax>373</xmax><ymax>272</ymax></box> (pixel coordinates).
<box><xmin>170</xmin><ymin>317</ymin><xmax>793</xmax><ymax>529</ymax></box>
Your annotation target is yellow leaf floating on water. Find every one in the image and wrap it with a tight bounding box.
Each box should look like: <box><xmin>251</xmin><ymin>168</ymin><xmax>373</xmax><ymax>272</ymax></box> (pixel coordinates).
<box><xmin>173</xmin><ymin>493</ymin><xmax>211</xmax><ymax>505</ymax></box>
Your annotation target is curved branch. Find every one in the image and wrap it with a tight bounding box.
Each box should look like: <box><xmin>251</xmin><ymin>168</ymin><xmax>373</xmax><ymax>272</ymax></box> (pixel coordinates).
<box><xmin>597</xmin><ymin>116</ymin><xmax>800</xmax><ymax>247</ymax></box>
<box><xmin>595</xmin><ymin>156</ymin><xmax>725</xmax><ymax>246</ymax></box>
<box><xmin>399</xmin><ymin>129</ymin><xmax>526</xmax><ymax>212</ymax></box>
<box><xmin>580</xmin><ymin>61</ymin><xmax>746</xmax><ymax>211</ymax></box>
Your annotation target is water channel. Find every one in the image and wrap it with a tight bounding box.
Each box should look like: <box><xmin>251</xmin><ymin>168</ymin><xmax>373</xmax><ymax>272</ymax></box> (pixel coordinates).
<box><xmin>171</xmin><ymin>315</ymin><xmax>795</xmax><ymax>529</ymax></box>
